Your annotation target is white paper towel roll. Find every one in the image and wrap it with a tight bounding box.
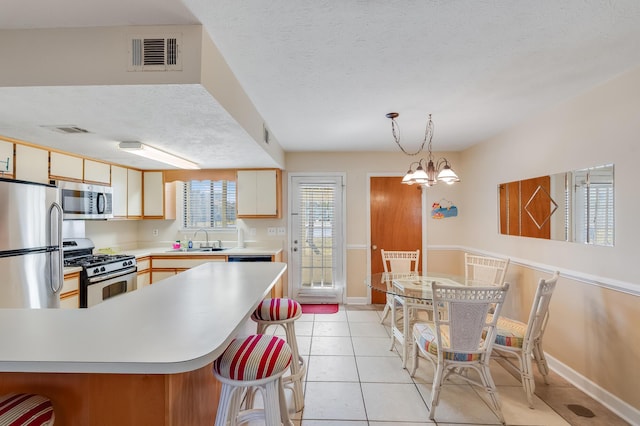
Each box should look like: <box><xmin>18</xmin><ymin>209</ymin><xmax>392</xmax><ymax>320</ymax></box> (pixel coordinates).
<box><xmin>237</xmin><ymin>227</ymin><xmax>245</xmax><ymax>248</ymax></box>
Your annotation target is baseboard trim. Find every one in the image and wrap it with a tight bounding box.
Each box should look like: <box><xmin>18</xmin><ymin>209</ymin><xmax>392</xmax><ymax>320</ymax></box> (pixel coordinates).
<box><xmin>346</xmin><ymin>297</ymin><xmax>368</xmax><ymax>305</ymax></box>
<box><xmin>546</xmin><ymin>354</ymin><xmax>639</xmax><ymax>424</ymax></box>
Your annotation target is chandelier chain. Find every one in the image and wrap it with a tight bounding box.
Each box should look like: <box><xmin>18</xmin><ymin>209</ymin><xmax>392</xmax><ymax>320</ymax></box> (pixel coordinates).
<box><xmin>390</xmin><ymin>114</ymin><xmax>434</xmax><ymax>156</ymax></box>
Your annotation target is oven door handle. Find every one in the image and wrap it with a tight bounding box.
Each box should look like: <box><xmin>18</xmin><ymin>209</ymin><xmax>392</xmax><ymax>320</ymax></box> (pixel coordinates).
<box><xmin>87</xmin><ymin>267</ymin><xmax>137</xmax><ymax>284</ymax></box>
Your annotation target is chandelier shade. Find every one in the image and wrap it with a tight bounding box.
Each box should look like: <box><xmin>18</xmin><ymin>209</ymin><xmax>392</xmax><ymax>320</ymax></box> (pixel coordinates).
<box><xmin>386</xmin><ymin>113</ymin><xmax>459</xmax><ymax>186</ymax></box>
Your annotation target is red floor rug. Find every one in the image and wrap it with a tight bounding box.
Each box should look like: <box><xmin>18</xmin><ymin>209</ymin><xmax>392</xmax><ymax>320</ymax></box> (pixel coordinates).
<box><xmin>301</xmin><ymin>304</ymin><xmax>339</xmax><ymax>314</ymax></box>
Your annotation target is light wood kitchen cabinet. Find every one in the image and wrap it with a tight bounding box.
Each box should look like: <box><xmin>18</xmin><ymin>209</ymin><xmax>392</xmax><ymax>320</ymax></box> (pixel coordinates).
<box><xmin>150</xmin><ymin>255</ymin><xmax>226</xmax><ymax>284</ymax></box>
<box><xmin>150</xmin><ymin>270</ymin><xmax>177</xmax><ymax>283</ymax></box>
<box><xmin>0</xmin><ymin>140</ymin><xmax>14</xmax><ymax>177</ymax></box>
<box><xmin>127</xmin><ymin>168</ymin><xmax>142</xmax><ymax>218</ymax></box>
<box><xmin>14</xmin><ymin>144</ymin><xmax>49</xmax><ymax>184</ymax></box>
<box><xmin>136</xmin><ymin>256</ymin><xmax>151</xmax><ymax>289</ymax></box>
<box><xmin>143</xmin><ymin>171</ymin><xmax>163</xmax><ymax>217</ymax></box>
<box><xmin>111</xmin><ymin>165</ymin><xmax>128</xmax><ymax>217</ymax></box>
<box><xmin>60</xmin><ymin>272</ymin><xmax>80</xmax><ymax>309</ymax></box>
<box><xmin>50</xmin><ymin>152</ymin><xmax>83</xmax><ymax>181</ymax></box>
<box><xmin>236</xmin><ymin>169</ymin><xmax>282</xmax><ymax>218</ymax></box>
<box><xmin>84</xmin><ymin>159</ymin><xmax>111</xmax><ymax>185</ymax></box>
<box><xmin>143</xmin><ymin>171</ymin><xmax>176</xmax><ymax>220</ymax></box>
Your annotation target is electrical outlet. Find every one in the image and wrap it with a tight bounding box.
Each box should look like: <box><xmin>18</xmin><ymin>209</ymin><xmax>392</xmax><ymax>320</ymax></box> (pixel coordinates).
<box><xmin>267</xmin><ymin>227</ymin><xmax>277</xmax><ymax>236</ymax></box>
<box><xmin>152</xmin><ymin>229</ymin><xmax>159</xmax><ymax>237</ymax></box>
<box><xmin>277</xmin><ymin>227</ymin><xmax>286</xmax><ymax>235</ymax></box>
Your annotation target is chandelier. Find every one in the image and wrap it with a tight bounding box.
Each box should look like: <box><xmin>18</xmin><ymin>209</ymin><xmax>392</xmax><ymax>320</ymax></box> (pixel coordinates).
<box><xmin>386</xmin><ymin>112</ymin><xmax>460</xmax><ymax>186</ymax></box>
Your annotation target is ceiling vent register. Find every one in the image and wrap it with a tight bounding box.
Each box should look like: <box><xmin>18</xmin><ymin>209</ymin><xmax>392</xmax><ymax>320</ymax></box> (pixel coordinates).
<box><xmin>128</xmin><ymin>34</ymin><xmax>182</xmax><ymax>71</ymax></box>
<box><xmin>41</xmin><ymin>125</ymin><xmax>90</xmax><ymax>134</ymax></box>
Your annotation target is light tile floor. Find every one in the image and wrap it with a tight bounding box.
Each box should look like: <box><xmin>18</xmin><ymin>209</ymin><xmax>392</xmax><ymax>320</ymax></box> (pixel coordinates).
<box><xmin>236</xmin><ymin>305</ymin><xmax>628</xmax><ymax>426</ymax></box>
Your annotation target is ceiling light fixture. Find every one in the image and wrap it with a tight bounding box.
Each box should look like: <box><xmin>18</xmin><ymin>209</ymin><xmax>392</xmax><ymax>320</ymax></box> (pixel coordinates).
<box><xmin>386</xmin><ymin>112</ymin><xmax>460</xmax><ymax>186</ymax></box>
<box><xmin>118</xmin><ymin>142</ymin><xmax>200</xmax><ymax>170</ymax></box>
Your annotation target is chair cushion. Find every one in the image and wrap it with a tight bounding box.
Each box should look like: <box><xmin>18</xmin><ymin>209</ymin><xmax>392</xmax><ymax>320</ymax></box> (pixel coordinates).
<box><xmin>253</xmin><ymin>298</ymin><xmax>301</xmax><ymax>321</ymax></box>
<box><xmin>0</xmin><ymin>393</ymin><xmax>55</xmax><ymax>426</ymax></box>
<box><xmin>214</xmin><ymin>334</ymin><xmax>292</xmax><ymax>381</ymax></box>
<box><xmin>413</xmin><ymin>322</ymin><xmax>481</xmax><ymax>362</ymax></box>
<box><xmin>494</xmin><ymin>316</ymin><xmax>526</xmax><ymax>348</ymax></box>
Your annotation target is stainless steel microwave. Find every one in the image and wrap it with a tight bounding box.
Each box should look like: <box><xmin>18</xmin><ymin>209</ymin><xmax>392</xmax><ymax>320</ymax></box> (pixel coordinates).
<box><xmin>58</xmin><ymin>181</ymin><xmax>113</xmax><ymax>220</ymax></box>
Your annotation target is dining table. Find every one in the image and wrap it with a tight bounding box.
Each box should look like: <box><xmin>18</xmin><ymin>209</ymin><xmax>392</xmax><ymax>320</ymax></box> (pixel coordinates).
<box><xmin>366</xmin><ymin>271</ymin><xmax>470</xmax><ymax>368</ymax></box>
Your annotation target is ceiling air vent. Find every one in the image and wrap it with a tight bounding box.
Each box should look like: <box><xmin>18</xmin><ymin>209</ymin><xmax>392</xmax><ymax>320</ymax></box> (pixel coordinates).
<box><xmin>127</xmin><ymin>34</ymin><xmax>182</xmax><ymax>71</ymax></box>
<box><xmin>41</xmin><ymin>125</ymin><xmax>90</xmax><ymax>134</ymax></box>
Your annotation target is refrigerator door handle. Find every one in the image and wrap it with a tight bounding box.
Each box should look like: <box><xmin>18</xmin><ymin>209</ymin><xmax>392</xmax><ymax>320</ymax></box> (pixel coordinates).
<box><xmin>49</xmin><ymin>202</ymin><xmax>64</xmax><ymax>293</ymax></box>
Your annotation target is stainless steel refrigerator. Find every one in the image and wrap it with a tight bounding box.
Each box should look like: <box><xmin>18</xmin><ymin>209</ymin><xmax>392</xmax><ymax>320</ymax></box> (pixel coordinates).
<box><xmin>0</xmin><ymin>177</ymin><xmax>63</xmax><ymax>308</ymax></box>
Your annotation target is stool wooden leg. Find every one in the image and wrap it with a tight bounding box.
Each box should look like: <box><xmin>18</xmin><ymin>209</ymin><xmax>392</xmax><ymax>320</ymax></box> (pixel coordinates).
<box><xmin>283</xmin><ymin>322</ymin><xmax>305</xmax><ymax>412</ymax></box>
<box><xmin>278</xmin><ymin>376</ymin><xmax>294</xmax><ymax>426</ymax></box>
<box><xmin>215</xmin><ymin>383</ymin><xmax>239</xmax><ymax>426</ymax></box>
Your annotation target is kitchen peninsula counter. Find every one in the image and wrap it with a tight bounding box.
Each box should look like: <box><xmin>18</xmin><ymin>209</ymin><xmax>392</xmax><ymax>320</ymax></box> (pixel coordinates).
<box><xmin>0</xmin><ymin>261</ymin><xmax>287</xmax><ymax>424</ymax></box>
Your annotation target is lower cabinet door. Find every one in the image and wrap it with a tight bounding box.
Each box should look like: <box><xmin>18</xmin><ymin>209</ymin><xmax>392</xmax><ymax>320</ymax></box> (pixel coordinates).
<box><xmin>60</xmin><ymin>292</ymin><xmax>79</xmax><ymax>309</ymax></box>
<box><xmin>151</xmin><ymin>270</ymin><xmax>177</xmax><ymax>283</ymax></box>
<box><xmin>137</xmin><ymin>271</ymin><xmax>151</xmax><ymax>288</ymax></box>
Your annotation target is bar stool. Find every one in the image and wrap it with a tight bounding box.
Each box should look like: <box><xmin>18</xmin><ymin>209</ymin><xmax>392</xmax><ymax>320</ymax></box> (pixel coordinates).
<box><xmin>0</xmin><ymin>393</ymin><xmax>55</xmax><ymax>425</ymax></box>
<box><xmin>251</xmin><ymin>298</ymin><xmax>306</xmax><ymax>412</ymax></box>
<box><xmin>213</xmin><ymin>334</ymin><xmax>293</xmax><ymax>426</ymax></box>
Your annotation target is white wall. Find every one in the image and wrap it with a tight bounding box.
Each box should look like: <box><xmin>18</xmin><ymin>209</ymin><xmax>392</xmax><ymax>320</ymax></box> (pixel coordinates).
<box><xmin>460</xmin><ymin>65</ymin><xmax>640</xmax><ymax>286</ymax></box>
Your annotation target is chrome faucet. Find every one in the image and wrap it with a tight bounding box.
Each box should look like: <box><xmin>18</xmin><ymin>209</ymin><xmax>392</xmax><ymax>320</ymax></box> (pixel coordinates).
<box><xmin>193</xmin><ymin>228</ymin><xmax>210</xmax><ymax>248</ymax></box>
<box><xmin>216</xmin><ymin>239</ymin><xmax>222</xmax><ymax>248</ymax></box>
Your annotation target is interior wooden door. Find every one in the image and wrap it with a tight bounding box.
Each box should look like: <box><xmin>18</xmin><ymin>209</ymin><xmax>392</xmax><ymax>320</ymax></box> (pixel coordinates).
<box><xmin>370</xmin><ymin>177</ymin><xmax>422</xmax><ymax>304</ymax></box>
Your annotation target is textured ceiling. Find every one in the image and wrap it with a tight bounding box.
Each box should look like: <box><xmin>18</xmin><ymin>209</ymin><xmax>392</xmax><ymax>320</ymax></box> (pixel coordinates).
<box><xmin>2</xmin><ymin>0</ymin><xmax>640</xmax><ymax>169</ymax></box>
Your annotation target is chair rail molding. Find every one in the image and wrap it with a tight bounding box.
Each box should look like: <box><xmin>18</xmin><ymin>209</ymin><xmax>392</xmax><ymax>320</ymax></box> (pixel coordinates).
<box><xmin>431</xmin><ymin>245</ymin><xmax>639</xmax><ymax>297</ymax></box>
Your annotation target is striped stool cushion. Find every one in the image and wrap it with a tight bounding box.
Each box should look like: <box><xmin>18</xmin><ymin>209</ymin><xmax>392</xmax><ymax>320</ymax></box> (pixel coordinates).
<box><xmin>253</xmin><ymin>298</ymin><xmax>301</xmax><ymax>322</ymax></box>
<box><xmin>0</xmin><ymin>393</ymin><xmax>55</xmax><ymax>426</ymax></box>
<box><xmin>214</xmin><ymin>335</ymin><xmax>292</xmax><ymax>381</ymax></box>
<box><xmin>494</xmin><ymin>316</ymin><xmax>526</xmax><ymax>348</ymax></box>
<box><xmin>413</xmin><ymin>322</ymin><xmax>481</xmax><ymax>362</ymax></box>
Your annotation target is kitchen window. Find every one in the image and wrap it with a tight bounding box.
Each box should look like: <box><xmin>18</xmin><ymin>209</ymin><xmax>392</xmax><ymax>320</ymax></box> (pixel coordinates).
<box><xmin>183</xmin><ymin>180</ymin><xmax>236</xmax><ymax>230</ymax></box>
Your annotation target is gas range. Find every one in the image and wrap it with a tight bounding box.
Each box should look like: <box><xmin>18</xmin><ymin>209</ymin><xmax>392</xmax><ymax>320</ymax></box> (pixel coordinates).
<box><xmin>63</xmin><ymin>238</ymin><xmax>137</xmax><ymax>307</ymax></box>
<box><xmin>64</xmin><ymin>253</ymin><xmax>136</xmax><ymax>278</ymax></box>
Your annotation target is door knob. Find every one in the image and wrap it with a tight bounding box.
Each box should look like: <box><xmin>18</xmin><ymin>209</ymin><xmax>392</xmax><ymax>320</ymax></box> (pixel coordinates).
<box><xmin>372</xmin><ymin>245</ymin><xmax>377</xmax><ymax>250</ymax></box>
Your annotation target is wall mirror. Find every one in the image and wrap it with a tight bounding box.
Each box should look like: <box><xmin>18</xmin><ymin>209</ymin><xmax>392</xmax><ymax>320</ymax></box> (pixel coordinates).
<box><xmin>498</xmin><ymin>164</ymin><xmax>614</xmax><ymax>246</ymax></box>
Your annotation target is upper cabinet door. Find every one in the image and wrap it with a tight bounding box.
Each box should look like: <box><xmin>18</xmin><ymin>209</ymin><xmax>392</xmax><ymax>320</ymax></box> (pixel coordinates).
<box><xmin>127</xmin><ymin>169</ymin><xmax>142</xmax><ymax>218</ymax></box>
<box><xmin>111</xmin><ymin>165</ymin><xmax>128</xmax><ymax>218</ymax></box>
<box><xmin>84</xmin><ymin>160</ymin><xmax>111</xmax><ymax>185</ymax></box>
<box><xmin>15</xmin><ymin>145</ymin><xmax>49</xmax><ymax>184</ymax></box>
<box><xmin>143</xmin><ymin>171</ymin><xmax>164</xmax><ymax>218</ymax></box>
<box><xmin>50</xmin><ymin>152</ymin><xmax>83</xmax><ymax>181</ymax></box>
<box><xmin>237</xmin><ymin>169</ymin><xmax>281</xmax><ymax>218</ymax></box>
<box><xmin>0</xmin><ymin>140</ymin><xmax>14</xmax><ymax>176</ymax></box>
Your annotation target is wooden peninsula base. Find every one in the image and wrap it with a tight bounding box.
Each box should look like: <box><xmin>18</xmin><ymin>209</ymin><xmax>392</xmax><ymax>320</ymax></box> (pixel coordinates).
<box><xmin>0</xmin><ymin>363</ymin><xmax>221</xmax><ymax>425</ymax></box>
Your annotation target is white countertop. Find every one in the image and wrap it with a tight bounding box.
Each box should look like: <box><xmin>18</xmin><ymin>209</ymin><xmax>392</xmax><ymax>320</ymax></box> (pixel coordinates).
<box><xmin>0</xmin><ymin>262</ymin><xmax>286</xmax><ymax>375</ymax></box>
<box><xmin>124</xmin><ymin>246</ymin><xmax>283</xmax><ymax>258</ymax></box>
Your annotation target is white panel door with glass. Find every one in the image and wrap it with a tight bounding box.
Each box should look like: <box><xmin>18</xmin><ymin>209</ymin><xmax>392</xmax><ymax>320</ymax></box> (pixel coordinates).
<box><xmin>290</xmin><ymin>175</ymin><xmax>344</xmax><ymax>303</ymax></box>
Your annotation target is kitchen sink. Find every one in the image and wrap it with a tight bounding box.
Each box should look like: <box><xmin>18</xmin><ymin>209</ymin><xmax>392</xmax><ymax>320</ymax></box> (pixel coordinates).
<box><xmin>166</xmin><ymin>247</ymin><xmax>226</xmax><ymax>253</ymax></box>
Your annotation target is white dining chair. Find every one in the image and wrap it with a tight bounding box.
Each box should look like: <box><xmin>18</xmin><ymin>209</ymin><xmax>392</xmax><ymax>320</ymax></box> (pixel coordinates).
<box><xmin>492</xmin><ymin>271</ymin><xmax>560</xmax><ymax>408</ymax></box>
<box><xmin>464</xmin><ymin>253</ymin><xmax>510</xmax><ymax>286</ymax></box>
<box><xmin>410</xmin><ymin>282</ymin><xmax>510</xmax><ymax>425</ymax></box>
<box><xmin>379</xmin><ymin>249</ymin><xmax>420</xmax><ymax>323</ymax></box>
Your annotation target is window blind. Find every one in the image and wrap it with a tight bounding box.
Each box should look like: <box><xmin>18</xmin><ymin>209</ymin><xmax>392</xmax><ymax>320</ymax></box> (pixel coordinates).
<box><xmin>574</xmin><ymin>167</ymin><xmax>614</xmax><ymax>245</ymax></box>
<box><xmin>298</xmin><ymin>184</ymin><xmax>336</xmax><ymax>288</ymax></box>
<box><xmin>183</xmin><ymin>180</ymin><xmax>236</xmax><ymax>229</ymax></box>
